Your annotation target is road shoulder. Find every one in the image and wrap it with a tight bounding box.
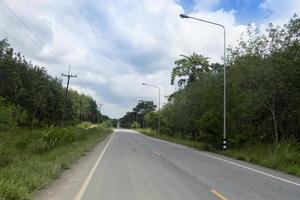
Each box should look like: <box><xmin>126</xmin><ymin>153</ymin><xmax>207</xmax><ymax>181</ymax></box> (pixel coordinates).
<box><xmin>35</xmin><ymin>132</ymin><xmax>114</xmax><ymax>200</ymax></box>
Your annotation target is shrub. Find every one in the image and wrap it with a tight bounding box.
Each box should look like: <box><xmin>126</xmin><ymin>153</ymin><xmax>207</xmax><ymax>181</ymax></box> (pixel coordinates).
<box><xmin>0</xmin><ymin>97</ymin><xmax>15</xmax><ymax>131</ymax></box>
<box><xmin>30</xmin><ymin>127</ymin><xmax>96</xmax><ymax>154</ymax></box>
<box><xmin>197</xmin><ymin>110</ymin><xmax>222</xmax><ymax>149</ymax></box>
<box><xmin>42</xmin><ymin>128</ymin><xmax>77</xmax><ymax>148</ymax></box>
<box><xmin>0</xmin><ymin>151</ymin><xmax>12</xmax><ymax>168</ymax></box>
<box><xmin>78</xmin><ymin>122</ymin><xmax>93</xmax><ymax>129</ymax></box>
<box><xmin>102</xmin><ymin>120</ymin><xmax>114</xmax><ymax>128</ymax></box>
<box><xmin>0</xmin><ymin>180</ymin><xmax>29</xmax><ymax>200</ymax></box>
<box><xmin>268</xmin><ymin>138</ymin><xmax>299</xmax><ymax>168</ymax></box>
<box><xmin>236</xmin><ymin>155</ymin><xmax>247</xmax><ymax>161</ymax></box>
<box><xmin>15</xmin><ymin>140</ymin><xmax>28</xmax><ymax>150</ymax></box>
<box><xmin>131</xmin><ymin>121</ymin><xmax>140</xmax><ymax>129</ymax></box>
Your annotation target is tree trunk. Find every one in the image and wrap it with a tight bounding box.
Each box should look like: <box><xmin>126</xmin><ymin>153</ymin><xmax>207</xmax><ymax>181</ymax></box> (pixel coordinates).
<box><xmin>191</xmin><ymin>131</ymin><xmax>196</xmax><ymax>140</ymax></box>
<box><xmin>270</xmin><ymin>108</ymin><xmax>279</xmax><ymax>146</ymax></box>
<box><xmin>264</xmin><ymin>95</ymin><xmax>279</xmax><ymax>146</ymax></box>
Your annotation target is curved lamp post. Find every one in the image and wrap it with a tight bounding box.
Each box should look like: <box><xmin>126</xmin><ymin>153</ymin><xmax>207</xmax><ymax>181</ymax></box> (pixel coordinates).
<box><xmin>142</xmin><ymin>83</ymin><xmax>161</xmax><ymax>134</ymax></box>
<box><xmin>180</xmin><ymin>14</ymin><xmax>227</xmax><ymax>150</ymax></box>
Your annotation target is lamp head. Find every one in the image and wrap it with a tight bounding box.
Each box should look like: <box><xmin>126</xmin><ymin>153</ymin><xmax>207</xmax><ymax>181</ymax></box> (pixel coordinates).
<box><xmin>180</xmin><ymin>14</ymin><xmax>189</xmax><ymax>18</ymax></box>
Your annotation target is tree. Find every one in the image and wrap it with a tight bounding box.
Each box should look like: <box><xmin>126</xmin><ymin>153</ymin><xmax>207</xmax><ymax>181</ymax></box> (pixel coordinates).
<box><xmin>171</xmin><ymin>53</ymin><xmax>210</xmax><ymax>87</ymax></box>
<box><xmin>0</xmin><ymin>38</ymin><xmax>106</xmax><ymax>127</ymax></box>
<box><xmin>132</xmin><ymin>100</ymin><xmax>156</xmax><ymax>128</ymax></box>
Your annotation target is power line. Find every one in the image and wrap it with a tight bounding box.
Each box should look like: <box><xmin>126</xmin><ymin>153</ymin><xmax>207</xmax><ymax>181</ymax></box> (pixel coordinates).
<box><xmin>0</xmin><ymin>5</ymin><xmax>42</xmax><ymax>49</ymax></box>
<box><xmin>0</xmin><ymin>0</ymin><xmax>64</xmax><ymax>65</ymax></box>
<box><xmin>0</xmin><ymin>28</ymin><xmax>38</xmax><ymax>57</ymax></box>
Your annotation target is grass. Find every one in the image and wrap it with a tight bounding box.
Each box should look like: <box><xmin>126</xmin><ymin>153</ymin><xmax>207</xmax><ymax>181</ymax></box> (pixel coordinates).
<box><xmin>222</xmin><ymin>140</ymin><xmax>300</xmax><ymax>176</ymax></box>
<box><xmin>135</xmin><ymin>128</ymin><xmax>208</xmax><ymax>151</ymax></box>
<box><xmin>0</xmin><ymin>123</ymin><xmax>112</xmax><ymax>200</ymax></box>
<box><xmin>136</xmin><ymin>128</ymin><xmax>300</xmax><ymax>177</ymax></box>
<box><xmin>77</xmin><ymin>121</ymin><xmax>94</xmax><ymax>129</ymax></box>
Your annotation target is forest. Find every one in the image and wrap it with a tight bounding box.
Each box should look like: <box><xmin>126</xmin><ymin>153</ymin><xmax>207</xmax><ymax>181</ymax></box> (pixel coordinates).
<box><xmin>122</xmin><ymin>15</ymin><xmax>300</xmax><ymax>150</ymax></box>
<box><xmin>0</xmin><ymin>38</ymin><xmax>113</xmax><ymax>128</ymax></box>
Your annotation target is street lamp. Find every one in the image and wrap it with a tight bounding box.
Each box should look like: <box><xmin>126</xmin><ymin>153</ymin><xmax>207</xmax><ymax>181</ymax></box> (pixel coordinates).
<box><xmin>141</xmin><ymin>83</ymin><xmax>161</xmax><ymax>134</ymax></box>
<box><xmin>180</xmin><ymin>13</ymin><xmax>227</xmax><ymax>150</ymax></box>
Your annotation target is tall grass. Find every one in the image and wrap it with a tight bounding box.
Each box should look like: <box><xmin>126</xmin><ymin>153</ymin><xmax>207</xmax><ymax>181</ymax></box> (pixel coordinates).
<box><xmin>0</xmin><ymin>124</ymin><xmax>112</xmax><ymax>200</ymax></box>
<box><xmin>221</xmin><ymin>138</ymin><xmax>300</xmax><ymax>176</ymax></box>
<box><xmin>77</xmin><ymin>121</ymin><xmax>94</xmax><ymax>129</ymax></box>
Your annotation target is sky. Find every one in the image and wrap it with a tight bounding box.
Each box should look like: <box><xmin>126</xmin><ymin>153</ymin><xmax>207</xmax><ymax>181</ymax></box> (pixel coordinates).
<box><xmin>0</xmin><ymin>0</ymin><xmax>299</xmax><ymax>118</ymax></box>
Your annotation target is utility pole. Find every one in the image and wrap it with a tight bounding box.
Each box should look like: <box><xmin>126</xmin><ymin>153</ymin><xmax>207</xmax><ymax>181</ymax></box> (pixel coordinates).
<box><xmin>99</xmin><ymin>103</ymin><xmax>104</xmax><ymax>114</ymax></box>
<box><xmin>98</xmin><ymin>103</ymin><xmax>104</xmax><ymax>122</ymax></box>
<box><xmin>61</xmin><ymin>65</ymin><xmax>77</xmax><ymax>125</ymax></box>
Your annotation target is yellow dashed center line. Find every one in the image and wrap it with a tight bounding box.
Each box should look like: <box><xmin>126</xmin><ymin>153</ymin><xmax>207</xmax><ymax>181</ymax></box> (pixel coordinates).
<box><xmin>153</xmin><ymin>150</ymin><xmax>160</xmax><ymax>156</ymax></box>
<box><xmin>210</xmin><ymin>189</ymin><xmax>228</xmax><ymax>200</ymax></box>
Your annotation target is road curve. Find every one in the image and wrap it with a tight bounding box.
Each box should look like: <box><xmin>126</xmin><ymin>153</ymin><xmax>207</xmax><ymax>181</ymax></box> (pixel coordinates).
<box><xmin>79</xmin><ymin>129</ymin><xmax>300</xmax><ymax>200</ymax></box>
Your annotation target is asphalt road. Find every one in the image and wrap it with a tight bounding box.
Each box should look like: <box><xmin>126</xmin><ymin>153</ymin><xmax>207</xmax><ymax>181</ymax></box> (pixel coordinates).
<box><xmin>73</xmin><ymin>129</ymin><xmax>300</xmax><ymax>200</ymax></box>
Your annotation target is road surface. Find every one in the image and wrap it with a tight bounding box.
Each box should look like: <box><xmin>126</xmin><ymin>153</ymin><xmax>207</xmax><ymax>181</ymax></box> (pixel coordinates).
<box><xmin>36</xmin><ymin>129</ymin><xmax>300</xmax><ymax>200</ymax></box>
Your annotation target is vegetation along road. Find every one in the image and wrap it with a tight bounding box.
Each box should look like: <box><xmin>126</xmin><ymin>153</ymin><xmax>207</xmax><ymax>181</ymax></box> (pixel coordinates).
<box><xmin>38</xmin><ymin>129</ymin><xmax>300</xmax><ymax>200</ymax></box>
<box><xmin>0</xmin><ymin>1</ymin><xmax>300</xmax><ymax>199</ymax></box>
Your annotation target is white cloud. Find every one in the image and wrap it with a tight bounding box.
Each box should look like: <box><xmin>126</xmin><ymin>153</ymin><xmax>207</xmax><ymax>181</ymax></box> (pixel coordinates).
<box><xmin>1</xmin><ymin>0</ymin><xmax>298</xmax><ymax>118</ymax></box>
<box><xmin>260</xmin><ymin>0</ymin><xmax>300</xmax><ymax>24</ymax></box>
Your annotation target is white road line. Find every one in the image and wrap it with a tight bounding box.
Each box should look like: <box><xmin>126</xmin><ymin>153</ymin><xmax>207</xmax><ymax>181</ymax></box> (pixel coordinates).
<box><xmin>210</xmin><ymin>189</ymin><xmax>228</xmax><ymax>200</ymax></box>
<box><xmin>131</xmin><ymin>130</ymin><xmax>300</xmax><ymax>187</ymax></box>
<box><xmin>74</xmin><ymin>132</ymin><xmax>115</xmax><ymax>200</ymax></box>
<box><xmin>153</xmin><ymin>150</ymin><xmax>161</xmax><ymax>156</ymax></box>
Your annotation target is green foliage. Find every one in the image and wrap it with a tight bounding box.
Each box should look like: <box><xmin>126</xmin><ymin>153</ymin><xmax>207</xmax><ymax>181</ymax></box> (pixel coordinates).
<box><xmin>133</xmin><ymin>15</ymin><xmax>300</xmax><ymax>150</ymax></box>
<box><xmin>119</xmin><ymin>100</ymin><xmax>156</xmax><ymax>128</ymax></box>
<box><xmin>77</xmin><ymin>121</ymin><xmax>94</xmax><ymax>129</ymax></box>
<box><xmin>0</xmin><ymin>150</ymin><xmax>13</xmax><ymax>168</ymax></box>
<box><xmin>145</xmin><ymin>112</ymin><xmax>159</xmax><ymax>131</ymax></box>
<box><xmin>137</xmin><ymin>128</ymin><xmax>300</xmax><ymax>176</ymax></box>
<box><xmin>42</xmin><ymin>128</ymin><xmax>77</xmax><ymax>148</ymax></box>
<box><xmin>119</xmin><ymin>15</ymin><xmax>300</xmax><ymax>176</ymax></box>
<box><xmin>0</xmin><ymin>180</ymin><xmax>28</xmax><ymax>200</ymax></box>
<box><xmin>268</xmin><ymin>138</ymin><xmax>300</xmax><ymax>168</ymax></box>
<box><xmin>0</xmin><ymin>126</ymin><xmax>112</xmax><ymax>199</ymax></box>
<box><xmin>0</xmin><ymin>40</ymin><xmax>106</xmax><ymax>126</ymax></box>
<box><xmin>131</xmin><ymin>121</ymin><xmax>140</xmax><ymax>129</ymax></box>
<box><xmin>171</xmin><ymin>53</ymin><xmax>211</xmax><ymax>87</ymax></box>
<box><xmin>0</xmin><ymin>97</ymin><xmax>15</xmax><ymax>131</ymax></box>
<box><xmin>120</xmin><ymin>16</ymin><xmax>300</xmax><ymax>172</ymax></box>
<box><xmin>223</xmin><ymin>138</ymin><xmax>300</xmax><ymax>176</ymax></box>
<box><xmin>102</xmin><ymin>119</ymin><xmax>117</xmax><ymax>128</ymax></box>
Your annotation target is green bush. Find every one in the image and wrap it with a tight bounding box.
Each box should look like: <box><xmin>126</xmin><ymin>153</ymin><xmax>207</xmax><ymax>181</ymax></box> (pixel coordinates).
<box><xmin>0</xmin><ymin>125</ymin><xmax>112</xmax><ymax>199</ymax></box>
<box><xmin>0</xmin><ymin>180</ymin><xmax>28</xmax><ymax>200</ymax></box>
<box><xmin>267</xmin><ymin>138</ymin><xmax>300</xmax><ymax>168</ymax></box>
<box><xmin>131</xmin><ymin>121</ymin><xmax>140</xmax><ymax>129</ymax></box>
<box><xmin>0</xmin><ymin>151</ymin><xmax>13</xmax><ymax>168</ymax></box>
<box><xmin>197</xmin><ymin>110</ymin><xmax>222</xmax><ymax>149</ymax></box>
<box><xmin>15</xmin><ymin>139</ymin><xmax>29</xmax><ymax>150</ymax></box>
<box><xmin>77</xmin><ymin>122</ymin><xmax>93</xmax><ymax>129</ymax></box>
<box><xmin>31</xmin><ymin>126</ymin><xmax>97</xmax><ymax>153</ymax></box>
<box><xmin>0</xmin><ymin>97</ymin><xmax>15</xmax><ymax>131</ymax></box>
<box><xmin>0</xmin><ymin>97</ymin><xmax>29</xmax><ymax>131</ymax></box>
<box><xmin>42</xmin><ymin>128</ymin><xmax>77</xmax><ymax>148</ymax></box>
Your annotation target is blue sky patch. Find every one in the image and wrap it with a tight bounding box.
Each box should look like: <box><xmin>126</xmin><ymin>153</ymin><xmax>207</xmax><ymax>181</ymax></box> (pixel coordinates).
<box><xmin>179</xmin><ymin>0</ymin><xmax>272</xmax><ymax>24</ymax></box>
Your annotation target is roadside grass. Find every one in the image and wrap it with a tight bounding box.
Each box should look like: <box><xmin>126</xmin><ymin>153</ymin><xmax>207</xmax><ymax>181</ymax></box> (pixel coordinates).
<box><xmin>0</xmin><ymin>124</ymin><xmax>112</xmax><ymax>200</ymax></box>
<box><xmin>136</xmin><ymin>128</ymin><xmax>300</xmax><ymax>177</ymax></box>
<box><xmin>135</xmin><ymin>128</ymin><xmax>207</xmax><ymax>151</ymax></box>
<box><xmin>77</xmin><ymin>121</ymin><xmax>94</xmax><ymax>129</ymax></box>
<box><xmin>222</xmin><ymin>140</ymin><xmax>300</xmax><ymax>176</ymax></box>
